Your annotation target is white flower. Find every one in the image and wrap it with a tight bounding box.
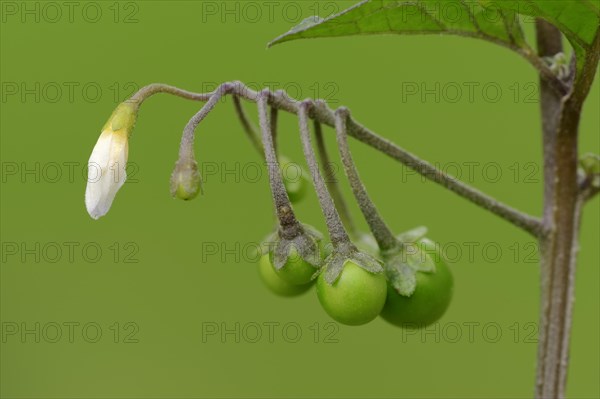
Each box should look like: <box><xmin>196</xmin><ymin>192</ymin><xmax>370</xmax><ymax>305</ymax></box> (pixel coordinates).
<box><xmin>85</xmin><ymin>102</ymin><xmax>137</xmax><ymax>219</ymax></box>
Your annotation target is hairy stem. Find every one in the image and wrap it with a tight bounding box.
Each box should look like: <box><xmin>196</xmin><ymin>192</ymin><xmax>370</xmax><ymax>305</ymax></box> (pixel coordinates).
<box><xmin>270</xmin><ymin>106</ymin><xmax>279</xmax><ymax>153</ymax></box>
<box><xmin>535</xmin><ymin>21</ymin><xmax>600</xmax><ymax>399</ymax></box>
<box><xmin>131</xmin><ymin>83</ymin><xmax>211</xmax><ymax>104</ymax></box>
<box><xmin>343</xmin><ymin>116</ymin><xmax>544</xmax><ymax>237</ymax></box>
<box><xmin>535</xmin><ymin>19</ymin><xmax>565</xmax><ymax>399</ymax></box>
<box><xmin>129</xmin><ymin>81</ymin><xmax>543</xmax><ymax>237</ymax></box>
<box><xmin>334</xmin><ymin>108</ymin><xmax>398</xmax><ymax>252</ymax></box>
<box><xmin>581</xmin><ymin>184</ymin><xmax>600</xmax><ymax>202</ymax></box>
<box><xmin>313</xmin><ymin>116</ymin><xmax>357</xmax><ymax>238</ymax></box>
<box><xmin>232</xmin><ymin>95</ymin><xmax>263</xmax><ymax>155</ymax></box>
<box><xmin>178</xmin><ymin>83</ymin><xmax>231</xmax><ymax>162</ymax></box>
<box><xmin>257</xmin><ymin>91</ymin><xmax>301</xmax><ymax>237</ymax></box>
<box><xmin>298</xmin><ymin>101</ymin><xmax>351</xmax><ymax>247</ymax></box>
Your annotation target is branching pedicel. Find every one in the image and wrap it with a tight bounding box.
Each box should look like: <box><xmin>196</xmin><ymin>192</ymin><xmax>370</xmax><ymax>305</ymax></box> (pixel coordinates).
<box><xmin>86</xmin><ymin>81</ymin><xmax>548</xmax><ymax>230</ymax></box>
<box><xmin>84</xmin><ymin>80</ymin><xmax>598</xmax><ymax>329</ymax></box>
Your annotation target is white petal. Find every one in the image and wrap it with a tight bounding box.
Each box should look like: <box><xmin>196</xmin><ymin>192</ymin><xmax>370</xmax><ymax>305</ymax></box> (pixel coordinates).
<box><xmin>85</xmin><ymin>130</ymin><xmax>129</xmax><ymax>219</ymax></box>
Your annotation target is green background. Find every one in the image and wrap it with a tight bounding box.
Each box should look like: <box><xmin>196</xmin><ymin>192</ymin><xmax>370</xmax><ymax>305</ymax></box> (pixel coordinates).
<box><xmin>1</xmin><ymin>1</ymin><xmax>598</xmax><ymax>398</ymax></box>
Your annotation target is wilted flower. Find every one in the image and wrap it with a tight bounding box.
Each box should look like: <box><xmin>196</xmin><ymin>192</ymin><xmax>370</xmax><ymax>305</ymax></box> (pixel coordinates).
<box><xmin>85</xmin><ymin>102</ymin><xmax>138</xmax><ymax>219</ymax></box>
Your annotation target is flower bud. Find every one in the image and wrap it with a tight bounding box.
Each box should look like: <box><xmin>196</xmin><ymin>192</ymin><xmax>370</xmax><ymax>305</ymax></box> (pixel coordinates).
<box><xmin>580</xmin><ymin>153</ymin><xmax>600</xmax><ymax>188</ymax></box>
<box><xmin>85</xmin><ymin>102</ymin><xmax>139</xmax><ymax>220</ymax></box>
<box><xmin>170</xmin><ymin>159</ymin><xmax>202</xmax><ymax>200</ymax></box>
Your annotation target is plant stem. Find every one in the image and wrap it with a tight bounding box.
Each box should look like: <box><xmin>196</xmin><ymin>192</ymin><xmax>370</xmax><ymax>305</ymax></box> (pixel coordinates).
<box><xmin>535</xmin><ymin>21</ymin><xmax>600</xmax><ymax>399</ymax></box>
<box><xmin>232</xmin><ymin>95</ymin><xmax>263</xmax><ymax>155</ymax></box>
<box><xmin>129</xmin><ymin>81</ymin><xmax>543</xmax><ymax>237</ymax></box>
<box><xmin>298</xmin><ymin>101</ymin><xmax>351</xmax><ymax>247</ymax></box>
<box><xmin>516</xmin><ymin>46</ymin><xmax>569</xmax><ymax>97</ymax></box>
<box><xmin>257</xmin><ymin>91</ymin><xmax>301</xmax><ymax>238</ymax></box>
<box><xmin>581</xmin><ymin>183</ymin><xmax>599</xmax><ymax>202</ymax></box>
<box><xmin>130</xmin><ymin>83</ymin><xmax>211</xmax><ymax>104</ymax></box>
<box><xmin>313</xmin><ymin>116</ymin><xmax>357</xmax><ymax>238</ymax></box>
<box><xmin>535</xmin><ymin>19</ymin><xmax>564</xmax><ymax>399</ymax></box>
<box><xmin>270</xmin><ymin>106</ymin><xmax>279</xmax><ymax>153</ymax></box>
<box><xmin>334</xmin><ymin>107</ymin><xmax>398</xmax><ymax>252</ymax></box>
<box><xmin>344</xmin><ymin>117</ymin><xmax>544</xmax><ymax>238</ymax></box>
<box><xmin>178</xmin><ymin>83</ymin><xmax>231</xmax><ymax>162</ymax></box>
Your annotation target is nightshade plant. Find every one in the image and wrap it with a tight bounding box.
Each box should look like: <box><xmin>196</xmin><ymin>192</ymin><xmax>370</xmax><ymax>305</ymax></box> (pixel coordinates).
<box><xmin>85</xmin><ymin>1</ymin><xmax>599</xmax><ymax>397</ymax></box>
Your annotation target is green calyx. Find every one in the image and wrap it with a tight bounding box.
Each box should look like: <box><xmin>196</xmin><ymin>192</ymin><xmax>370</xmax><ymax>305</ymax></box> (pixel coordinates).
<box><xmin>104</xmin><ymin>101</ymin><xmax>139</xmax><ymax>137</ymax></box>
<box><xmin>270</xmin><ymin>223</ymin><xmax>324</xmax><ymax>273</ymax></box>
<box><xmin>383</xmin><ymin>235</ymin><xmax>442</xmax><ymax>297</ymax></box>
<box><xmin>320</xmin><ymin>241</ymin><xmax>383</xmax><ymax>285</ymax></box>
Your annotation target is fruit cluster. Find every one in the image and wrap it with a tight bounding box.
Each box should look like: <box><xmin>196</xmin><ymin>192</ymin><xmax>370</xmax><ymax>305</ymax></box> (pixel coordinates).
<box><xmin>258</xmin><ymin>232</ymin><xmax>453</xmax><ymax>327</ymax></box>
<box><xmin>258</xmin><ymin>179</ymin><xmax>453</xmax><ymax>328</ymax></box>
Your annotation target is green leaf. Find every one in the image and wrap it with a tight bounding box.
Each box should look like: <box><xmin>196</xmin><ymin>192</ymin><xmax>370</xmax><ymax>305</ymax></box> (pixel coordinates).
<box><xmin>268</xmin><ymin>0</ymin><xmax>528</xmax><ymax>50</ymax></box>
<box><xmin>480</xmin><ymin>0</ymin><xmax>599</xmax><ymax>48</ymax></box>
<box><xmin>480</xmin><ymin>0</ymin><xmax>600</xmax><ymax>73</ymax></box>
<box><xmin>268</xmin><ymin>0</ymin><xmax>600</xmax><ymax>75</ymax></box>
